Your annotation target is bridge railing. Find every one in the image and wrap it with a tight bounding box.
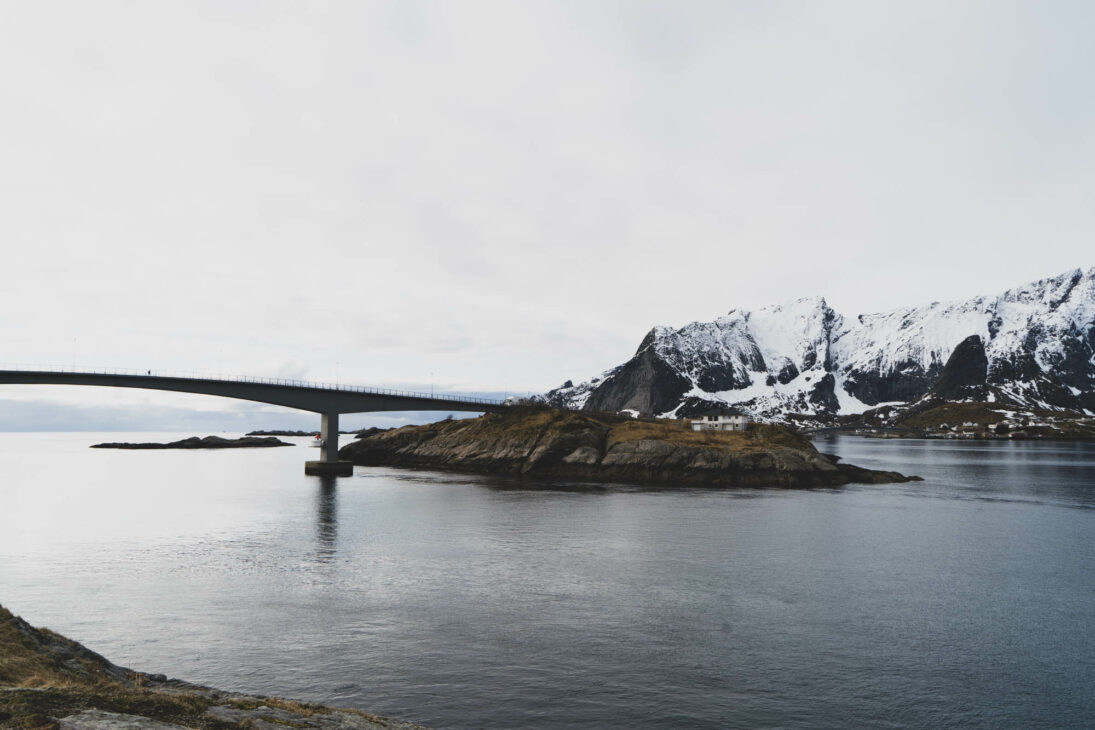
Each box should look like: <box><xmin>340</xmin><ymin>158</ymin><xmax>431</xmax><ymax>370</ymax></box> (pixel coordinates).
<box><xmin>0</xmin><ymin>363</ymin><xmax>506</xmax><ymax>406</ymax></box>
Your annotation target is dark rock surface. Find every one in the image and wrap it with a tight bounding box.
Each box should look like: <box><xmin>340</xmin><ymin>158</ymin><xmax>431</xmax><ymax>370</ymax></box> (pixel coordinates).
<box><xmin>91</xmin><ymin>436</ymin><xmax>293</xmax><ymax>449</ymax></box>
<box><xmin>583</xmin><ymin>330</ymin><xmax>693</xmax><ymax>416</ymax></box>
<box><xmin>840</xmin><ymin>359</ymin><xmax>943</xmax><ymax>406</ymax></box>
<box><xmin>341</xmin><ymin>408</ymin><xmax>920</xmax><ymax>488</ymax></box>
<box><xmin>930</xmin><ymin>334</ymin><xmax>989</xmax><ymax>400</ymax></box>
<box><xmin>808</xmin><ymin>373</ymin><xmax>841</xmax><ymax>412</ymax></box>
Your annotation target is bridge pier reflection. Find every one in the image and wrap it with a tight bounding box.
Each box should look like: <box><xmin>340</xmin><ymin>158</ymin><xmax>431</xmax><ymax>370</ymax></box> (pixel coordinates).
<box><xmin>314</xmin><ymin>476</ymin><xmax>338</xmax><ymax>563</ymax></box>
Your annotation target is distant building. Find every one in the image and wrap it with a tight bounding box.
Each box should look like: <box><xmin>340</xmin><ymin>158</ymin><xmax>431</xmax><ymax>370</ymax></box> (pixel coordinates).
<box><xmin>690</xmin><ymin>408</ymin><xmax>748</xmax><ymax>432</ymax></box>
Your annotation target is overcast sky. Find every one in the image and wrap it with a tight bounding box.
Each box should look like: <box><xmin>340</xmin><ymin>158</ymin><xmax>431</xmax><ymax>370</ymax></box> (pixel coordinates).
<box><xmin>1</xmin><ymin>1</ymin><xmax>1092</xmax><ymax>429</ymax></box>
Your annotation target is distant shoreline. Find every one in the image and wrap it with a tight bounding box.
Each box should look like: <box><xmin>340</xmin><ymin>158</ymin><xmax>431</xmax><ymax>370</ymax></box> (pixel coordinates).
<box><xmin>91</xmin><ymin>435</ymin><xmax>293</xmax><ymax>449</ymax></box>
<box><xmin>808</xmin><ymin>429</ymin><xmax>1095</xmax><ymax>442</ymax></box>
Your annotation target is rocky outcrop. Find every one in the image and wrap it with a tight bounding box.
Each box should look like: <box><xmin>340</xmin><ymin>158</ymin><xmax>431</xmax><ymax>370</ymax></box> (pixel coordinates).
<box><xmin>340</xmin><ymin>408</ymin><xmax>919</xmax><ymax>488</ymax></box>
<box><xmin>840</xmin><ymin>358</ymin><xmax>943</xmax><ymax>406</ymax></box>
<box><xmin>929</xmin><ymin>334</ymin><xmax>989</xmax><ymax>401</ymax></box>
<box><xmin>91</xmin><ymin>436</ymin><xmax>292</xmax><ymax>449</ymax></box>
<box><xmin>582</xmin><ymin>329</ymin><xmax>693</xmax><ymax>416</ymax></box>
<box><xmin>0</xmin><ymin>604</ymin><xmax>428</xmax><ymax>729</ymax></box>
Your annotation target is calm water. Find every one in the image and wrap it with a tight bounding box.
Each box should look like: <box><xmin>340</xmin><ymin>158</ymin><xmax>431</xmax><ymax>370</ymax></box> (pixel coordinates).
<box><xmin>1</xmin><ymin>433</ymin><xmax>1094</xmax><ymax>729</ymax></box>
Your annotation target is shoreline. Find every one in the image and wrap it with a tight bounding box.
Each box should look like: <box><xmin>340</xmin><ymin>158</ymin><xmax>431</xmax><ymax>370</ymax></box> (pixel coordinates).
<box><xmin>809</xmin><ymin>430</ymin><xmax>1095</xmax><ymax>442</ymax></box>
<box><xmin>0</xmin><ymin>604</ymin><xmax>428</xmax><ymax>730</ymax></box>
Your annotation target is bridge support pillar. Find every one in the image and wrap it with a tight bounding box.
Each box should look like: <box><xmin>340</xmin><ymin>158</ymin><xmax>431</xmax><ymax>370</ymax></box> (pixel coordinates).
<box><xmin>305</xmin><ymin>412</ymin><xmax>353</xmax><ymax>476</ymax></box>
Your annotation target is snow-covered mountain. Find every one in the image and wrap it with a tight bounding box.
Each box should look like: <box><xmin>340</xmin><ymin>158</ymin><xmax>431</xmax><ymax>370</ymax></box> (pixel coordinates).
<box><xmin>543</xmin><ymin>267</ymin><xmax>1095</xmax><ymax>420</ymax></box>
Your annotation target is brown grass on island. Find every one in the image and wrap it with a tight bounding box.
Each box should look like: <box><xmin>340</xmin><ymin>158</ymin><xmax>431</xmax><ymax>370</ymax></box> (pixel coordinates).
<box><xmin>894</xmin><ymin>401</ymin><xmax>1095</xmax><ymax>439</ymax></box>
<box><xmin>895</xmin><ymin>402</ymin><xmax>1019</xmax><ymax>428</ymax></box>
<box><xmin>604</xmin><ymin>418</ymin><xmax>812</xmax><ymax>452</ymax></box>
<box><xmin>394</xmin><ymin>406</ymin><xmax>815</xmax><ymax>453</ymax></box>
<box><xmin>0</xmin><ymin>604</ymin><xmax>205</xmax><ymax>729</ymax></box>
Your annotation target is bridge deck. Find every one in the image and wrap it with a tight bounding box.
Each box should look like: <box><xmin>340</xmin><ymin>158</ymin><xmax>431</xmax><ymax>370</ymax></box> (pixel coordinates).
<box><xmin>0</xmin><ymin>367</ymin><xmax>506</xmax><ymax>415</ymax></box>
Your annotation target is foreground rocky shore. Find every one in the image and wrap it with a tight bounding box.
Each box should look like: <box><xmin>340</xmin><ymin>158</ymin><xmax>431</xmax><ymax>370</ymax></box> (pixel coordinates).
<box><xmin>0</xmin><ymin>604</ymin><xmax>426</xmax><ymax>730</ymax></box>
<box><xmin>342</xmin><ymin>408</ymin><xmax>920</xmax><ymax>488</ymax></box>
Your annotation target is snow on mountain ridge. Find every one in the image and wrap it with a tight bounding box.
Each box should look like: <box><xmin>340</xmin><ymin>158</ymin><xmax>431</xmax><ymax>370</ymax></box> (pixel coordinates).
<box><xmin>832</xmin><ymin>299</ymin><xmax>992</xmax><ymax>376</ymax></box>
<box><xmin>543</xmin><ymin>267</ymin><xmax>1095</xmax><ymax>419</ymax></box>
<box><xmin>744</xmin><ymin>296</ymin><xmax>835</xmax><ymax>381</ymax></box>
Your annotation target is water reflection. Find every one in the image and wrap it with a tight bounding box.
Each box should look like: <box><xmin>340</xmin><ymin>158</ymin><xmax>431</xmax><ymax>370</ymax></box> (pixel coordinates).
<box><xmin>820</xmin><ymin>436</ymin><xmax>1095</xmax><ymax>508</ymax></box>
<box><xmin>314</xmin><ymin>476</ymin><xmax>338</xmax><ymax>563</ymax></box>
<box><xmin>4</xmin><ymin>435</ymin><xmax>1095</xmax><ymax>729</ymax></box>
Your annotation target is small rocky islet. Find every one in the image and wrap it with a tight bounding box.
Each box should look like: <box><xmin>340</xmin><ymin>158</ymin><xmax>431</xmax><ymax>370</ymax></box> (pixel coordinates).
<box><xmin>90</xmin><ymin>436</ymin><xmax>293</xmax><ymax>450</ymax></box>
<box><xmin>341</xmin><ymin>407</ymin><xmax>920</xmax><ymax>488</ymax></box>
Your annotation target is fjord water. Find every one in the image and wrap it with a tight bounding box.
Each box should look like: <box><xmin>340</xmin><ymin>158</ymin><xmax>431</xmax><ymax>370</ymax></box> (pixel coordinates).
<box><xmin>1</xmin><ymin>434</ymin><xmax>1094</xmax><ymax>729</ymax></box>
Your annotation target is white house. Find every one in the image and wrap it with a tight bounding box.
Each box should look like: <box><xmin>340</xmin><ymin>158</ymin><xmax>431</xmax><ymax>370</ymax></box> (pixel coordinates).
<box><xmin>690</xmin><ymin>408</ymin><xmax>748</xmax><ymax>432</ymax></box>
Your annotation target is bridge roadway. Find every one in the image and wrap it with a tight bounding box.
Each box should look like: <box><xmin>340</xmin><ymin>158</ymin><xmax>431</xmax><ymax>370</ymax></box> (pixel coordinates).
<box><xmin>0</xmin><ymin>368</ymin><xmax>508</xmax><ymax>475</ymax></box>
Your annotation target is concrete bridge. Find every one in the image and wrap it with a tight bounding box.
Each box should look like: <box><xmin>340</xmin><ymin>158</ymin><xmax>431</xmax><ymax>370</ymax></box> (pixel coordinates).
<box><xmin>0</xmin><ymin>367</ymin><xmax>507</xmax><ymax>475</ymax></box>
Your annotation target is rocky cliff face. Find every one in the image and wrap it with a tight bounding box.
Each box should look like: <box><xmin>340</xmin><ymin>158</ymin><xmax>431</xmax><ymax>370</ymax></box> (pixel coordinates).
<box><xmin>928</xmin><ymin>334</ymin><xmax>989</xmax><ymax>401</ymax></box>
<box><xmin>544</xmin><ymin>267</ymin><xmax>1095</xmax><ymax>420</ymax></box>
<box><xmin>582</xmin><ymin>330</ymin><xmax>695</xmax><ymax>416</ymax></box>
<box><xmin>340</xmin><ymin>408</ymin><xmax>918</xmax><ymax>488</ymax></box>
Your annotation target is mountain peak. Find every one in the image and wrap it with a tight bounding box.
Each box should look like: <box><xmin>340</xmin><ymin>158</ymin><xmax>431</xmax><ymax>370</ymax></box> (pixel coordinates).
<box><xmin>547</xmin><ymin>267</ymin><xmax>1095</xmax><ymax>421</ymax></box>
<box><xmin>736</xmin><ymin>295</ymin><xmax>831</xmax><ymax>318</ymax></box>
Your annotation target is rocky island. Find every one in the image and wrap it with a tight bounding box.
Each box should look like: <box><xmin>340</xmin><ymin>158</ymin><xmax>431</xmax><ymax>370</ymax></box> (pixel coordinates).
<box><xmin>0</xmin><ymin>604</ymin><xmax>426</xmax><ymax>730</ymax></box>
<box><xmin>341</xmin><ymin>407</ymin><xmax>919</xmax><ymax>488</ymax></box>
<box><xmin>91</xmin><ymin>436</ymin><xmax>293</xmax><ymax>449</ymax></box>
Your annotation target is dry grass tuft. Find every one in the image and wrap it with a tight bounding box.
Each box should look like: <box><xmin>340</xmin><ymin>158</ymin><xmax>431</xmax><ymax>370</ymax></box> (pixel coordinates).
<box><xmin>606</xmin><ymin>419</ymin><xmax>814</xmax><ymax>453</ymax></box>
<box><xmin>895</xmin><ymin>402</ymin><xmax>1010</xmax><ymax>428</ymax></box>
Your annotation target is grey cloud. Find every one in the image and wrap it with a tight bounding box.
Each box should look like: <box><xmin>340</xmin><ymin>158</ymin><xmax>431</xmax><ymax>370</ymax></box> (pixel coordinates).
<box><xmin>0</xmin><ymin>0</ymin><xmax>1091</xmax><ymax>425</ymax></box>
